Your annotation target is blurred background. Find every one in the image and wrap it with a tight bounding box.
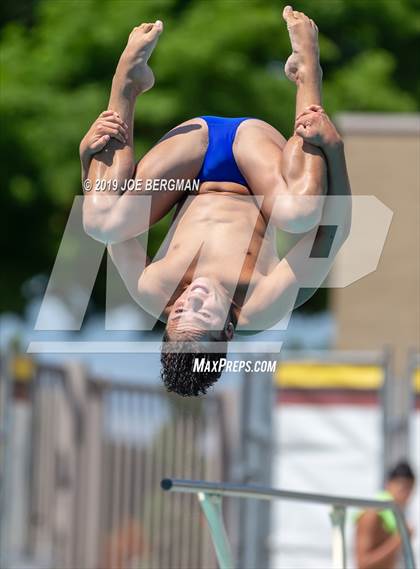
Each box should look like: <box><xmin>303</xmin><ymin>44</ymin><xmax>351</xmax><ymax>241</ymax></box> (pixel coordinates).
<box><xmin>1</xmin><ymin>0</ymin><xmax>419</xmax><ymax>568</ymax></box>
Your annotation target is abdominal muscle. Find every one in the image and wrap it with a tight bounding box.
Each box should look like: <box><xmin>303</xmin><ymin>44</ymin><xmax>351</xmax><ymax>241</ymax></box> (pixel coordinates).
<box><xmin>159</xmin><ymin>182</ymin><xmax>279</xmax><ymax>295</ymax></box>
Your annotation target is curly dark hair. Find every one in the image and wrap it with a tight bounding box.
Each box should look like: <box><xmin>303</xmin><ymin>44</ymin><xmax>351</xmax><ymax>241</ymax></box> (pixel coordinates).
<box><xmin>160</xmin><ymin>330</ymin><xmax>229</xmax><ymax>396</ymax></box>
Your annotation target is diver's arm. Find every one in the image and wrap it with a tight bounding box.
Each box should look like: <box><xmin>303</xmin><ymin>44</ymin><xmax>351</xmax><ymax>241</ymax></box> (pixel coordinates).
<box><xmin>108</xmin><ymin>235</ymin><xmax>174</xmax><ymax>321</ymax></box>
<box><xmin>292</xmin><ymin>130</ymin><xmax>351</xmax><ymax>308</ymax></box>
<box><xmin>107</xmin><ymin>238</ymin><xmax>149</xmax><ymax>302</ymax></box>
<box><xmin>239</xmin><ymin>134</ymin><xmax>351</xmax><ymax>330</ymax></box>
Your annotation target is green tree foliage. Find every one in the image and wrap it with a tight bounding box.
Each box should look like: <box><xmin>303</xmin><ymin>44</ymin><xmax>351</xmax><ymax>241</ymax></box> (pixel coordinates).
<box><xmin>1</xmin><ymin>0</ymin><xmax>419</xmax><ymax>313</ymax></box>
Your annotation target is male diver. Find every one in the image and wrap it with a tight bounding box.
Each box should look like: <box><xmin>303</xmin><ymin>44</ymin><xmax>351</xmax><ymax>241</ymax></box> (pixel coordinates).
<box><xmin>80</xmin><ymin>7</ymin><xmax>352</xmax><ymax>395</ymax></box>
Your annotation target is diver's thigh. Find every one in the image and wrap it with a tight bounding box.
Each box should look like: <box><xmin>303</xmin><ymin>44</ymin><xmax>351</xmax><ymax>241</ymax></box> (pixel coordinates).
<box><xmin>135</xmin><ymin>117</ymin><xmax>207</xmax><ymax>180</ymax></box>
<box><xmin>234</xmin><ymin>119</ymin><xmax>288</xmax><ymax>218</ymax></box>
<box><xmin>134</xmin><ymin>117</ymin><xmax>208</xmax><ymax>224</ymax></box>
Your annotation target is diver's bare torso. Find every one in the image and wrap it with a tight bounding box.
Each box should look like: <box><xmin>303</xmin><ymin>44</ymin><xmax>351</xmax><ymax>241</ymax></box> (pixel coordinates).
<box><xmin>137</xmin><ymin>117</ymin><xmax>283</xmax><ymax>324</ymax></box>
<box><xmin>145</xmin><ymin>184</ymin><xmax>279</xmax><ymax>323</ymax></box>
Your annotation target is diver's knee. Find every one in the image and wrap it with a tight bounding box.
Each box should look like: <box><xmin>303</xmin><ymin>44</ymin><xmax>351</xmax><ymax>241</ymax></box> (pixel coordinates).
<box><xmin>271</xmin><ymin>194</ymin><xmax>324</xmax><ymax>233</ymax></box>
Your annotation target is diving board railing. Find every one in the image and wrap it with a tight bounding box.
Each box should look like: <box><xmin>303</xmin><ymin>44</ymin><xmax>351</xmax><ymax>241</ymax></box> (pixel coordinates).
<box><xmin>161</xmin><ymin>478</ymin><xmax>416</xmax><ymax>569</ymax></box>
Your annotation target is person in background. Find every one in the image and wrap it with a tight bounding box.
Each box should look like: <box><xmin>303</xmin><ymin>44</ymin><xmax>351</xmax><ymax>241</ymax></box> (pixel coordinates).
<box><xmin>355</xmin><ymin>461</ymin><xmax>416</xmax><ymax>569</ymax></box>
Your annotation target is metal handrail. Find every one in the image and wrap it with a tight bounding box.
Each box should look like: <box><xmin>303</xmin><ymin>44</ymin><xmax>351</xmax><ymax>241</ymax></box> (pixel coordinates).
<box><xmin>161</xmin><ymin>478</ymin><xmax>416</xmax><ymax>569</ymax></box>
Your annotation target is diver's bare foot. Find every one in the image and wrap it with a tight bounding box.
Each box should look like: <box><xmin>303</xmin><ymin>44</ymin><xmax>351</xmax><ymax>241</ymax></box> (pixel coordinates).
<box><xmin>115</xmin><ymin>20</ymin><xmax>163</xmax><ymax>96</ymax></box>
<box><xmin>282</xmin><ymin>6</ymin><xmax>321</xmax><ymax>84</ymax></box>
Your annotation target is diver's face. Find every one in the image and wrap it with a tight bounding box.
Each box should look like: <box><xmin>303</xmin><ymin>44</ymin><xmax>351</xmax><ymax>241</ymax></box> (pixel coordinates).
<box><xmin>167</xmin><ymin>277</ymin><xmax>232</xmax><ymax>340</ymax></box>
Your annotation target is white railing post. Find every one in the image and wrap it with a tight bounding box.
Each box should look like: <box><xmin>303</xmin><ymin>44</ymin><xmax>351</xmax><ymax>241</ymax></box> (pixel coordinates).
<box><xmin>197</xmin><ymin>492</ymin><xmax>235</xmax><ymax>569</ymax></box>
<box><xmin>330</xmin><ymin>505</ymin><xmax>347</xmax><ymax>569</ymax></box>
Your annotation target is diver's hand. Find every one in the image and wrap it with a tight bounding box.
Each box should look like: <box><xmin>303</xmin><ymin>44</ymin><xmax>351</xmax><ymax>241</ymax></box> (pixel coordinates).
<box><xmin>294</xmin><ymin>105</ymin><xmax>342</xmax><ymax>150</ymax></box>
<box><xmin>79</xmin><ymin>110</ymin><xmax>128</xmax><ymax>161</ymax></box>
